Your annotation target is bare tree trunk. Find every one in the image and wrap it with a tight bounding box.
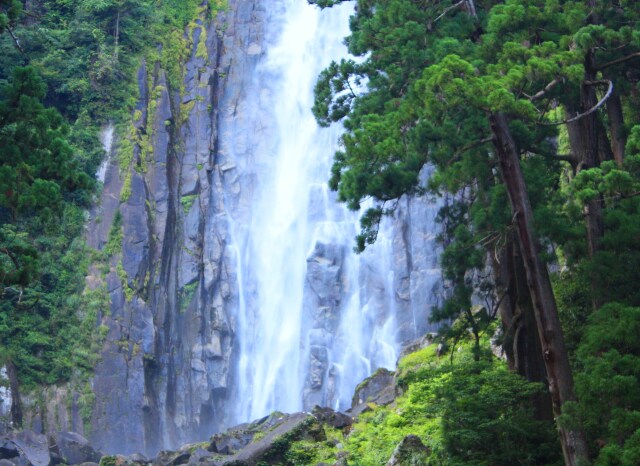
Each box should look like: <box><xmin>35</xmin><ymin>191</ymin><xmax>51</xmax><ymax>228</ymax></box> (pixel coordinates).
<box><xmin>565</xmin><ymin>50</ymin><xmax>611</xmax><ymax>312</ymax></box>
<box><xmin>606</xmin><ymin>88</ymin><xmax>626</xmax><ymax>165</ymax></box>
<box><xmin>489</xmin><ymin>112</ymin><xmax>590</xmax><ymax>466</ymax></box>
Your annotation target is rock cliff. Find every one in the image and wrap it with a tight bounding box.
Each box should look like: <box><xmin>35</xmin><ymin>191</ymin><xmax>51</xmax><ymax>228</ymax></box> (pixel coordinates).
<box><xmin>84</xmin><ymin>0</ymin><xmax>265</xmax><ymax>454</ymax></box>
<box><xmin>12</xmin><ymin>0</ymin><xmax>440</xmax><ymax>456</ymax></box>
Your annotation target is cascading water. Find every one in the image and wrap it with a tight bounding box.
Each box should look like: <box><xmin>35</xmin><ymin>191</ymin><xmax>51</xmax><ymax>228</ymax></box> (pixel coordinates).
<box><xmin>227</xmin><ymin>0</ymin><xmax>358</xmax><ymax>422</ymax></box>
<box><xmin>222</xmin><ymin>0</ymin><xmax>442</xmax><ymax>425</ymax></box>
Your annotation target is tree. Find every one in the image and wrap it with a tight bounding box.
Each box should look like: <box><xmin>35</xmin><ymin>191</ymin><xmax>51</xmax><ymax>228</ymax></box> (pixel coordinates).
<box><xmin>0</xmin><ymin>66</ymin><xmax>93</xmax><ymax>221</ymax></box>
<box><xmin>0</xmin><ymin>0</ymin><xmax>23</xmax><ymax>52</ymax></box>
<box><xmin>310</xmin><ymin>0</ymin><xmax>617</xmax><ymax>463</ymax></box>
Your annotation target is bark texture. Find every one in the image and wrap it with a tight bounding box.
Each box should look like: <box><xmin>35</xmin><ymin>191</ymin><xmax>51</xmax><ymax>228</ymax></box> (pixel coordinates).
<box><xmin>489</xmin><ymin>112</ymin><xmax>589</xmax><ymax>466</ymax></box>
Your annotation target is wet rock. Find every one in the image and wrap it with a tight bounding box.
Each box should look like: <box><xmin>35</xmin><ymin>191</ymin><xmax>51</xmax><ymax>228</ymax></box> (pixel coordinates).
<box><xmin>9</xmin><ymin>431</ymin><xmax>50</xmax><ymax>466</ymax></box>
<box><xmin>208</xmin><ymin>423</ymin><xmax>254</xmax><ymax>455</ymax></box>
<box><xmin>386</xmin><ymin>435</ymin><xmax>430</xmax><ymax>466</ymax></box>
<box><xmin>124</xmin><ymin>453</ymin><xmax>149</xmax><ymax>464</ymax></box>
<box><xmin>0</xmin><ymin>440</ymin><xmax>19</xmax><ymax>459</ymax></box>
<box><xmin>222</xmin><ymin>412</ymin><xmax>324</xmax><ymax>465</ymax></box>
<box><xmin>154</xmin><ymin>450</ymin><xmax>190</xmax><ymax>466</ymax></box>
<box><xmin>311</xmin><ymin>406</ymin><xmax>352</xmax><ymax>429</ymax></box>
<box><xmin>350</xmin><ymin>368</ymin><xmax>396</xmax><ymax>416</ymax></box>
<box><xmin>52</xmin><ymin>432</ymin><xmax>102</xmax><ymax>465</ymax></box>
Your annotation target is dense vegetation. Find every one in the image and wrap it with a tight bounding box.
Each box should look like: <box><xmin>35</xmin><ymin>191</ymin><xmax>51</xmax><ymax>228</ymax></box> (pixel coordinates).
<box><xmin>0</xmin><ymin>0</ymin><xmax>215</xmax><ymax>394</ymax></box>
<box><xmin>311</xmin><ymin>0</ymin><xmax>640</xmax><ymax>464</ymax></box>
<box><xmin>2</xmin><ymin>0</ymin><xmax>639</xmax><ymax>464</ymax></box>
<box><xmin>280</xmin><ymin>341</ymin><xmax>562</xmax><ymax>465</ymax></box>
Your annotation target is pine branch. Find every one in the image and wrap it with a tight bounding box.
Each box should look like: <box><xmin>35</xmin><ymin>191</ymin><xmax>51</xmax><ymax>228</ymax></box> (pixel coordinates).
<box><xmin>597</xmin><ymin>51</ymin><xmax>640</xmax><ymax>71</ymax></box>
<box><xmin>7</xmin><ymin>25</ymin><xmax>25</xmax><ymax>55</ymax></box>
<box><xmin>525</xmin><ymin>77</ymin><xmax>562</xmax><ymax>101</ymax></box>
<box><xmin>538</xmin><ymin>80</ymin><xmax>613</xmax><ymax>126</ymax></box>
<box><xmin>433</xmin><ymin>1</ymin><xmax>465</xmax><ymax>24</ymax></box>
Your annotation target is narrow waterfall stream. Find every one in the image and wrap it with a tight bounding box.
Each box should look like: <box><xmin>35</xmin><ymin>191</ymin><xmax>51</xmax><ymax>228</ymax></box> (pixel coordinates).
<box><xmin>228</xmin><ymin>0</ymin><xmax>365</xmax><ymax>423</ymax></box>
<box><xmin>221</xmin><ymin>0</ymin><xmax>441</xmax><ymax>426</ymax></box>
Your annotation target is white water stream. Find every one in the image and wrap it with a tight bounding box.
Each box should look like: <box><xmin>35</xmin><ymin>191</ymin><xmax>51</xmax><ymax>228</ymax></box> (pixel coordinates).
<box><xmin>226</xmin><ymin>0</ymin><xmax>410</xmax><ymax>424</ymax></box>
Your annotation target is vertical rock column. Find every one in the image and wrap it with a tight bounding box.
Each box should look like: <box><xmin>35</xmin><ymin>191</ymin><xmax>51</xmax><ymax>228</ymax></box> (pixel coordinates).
<box><xmin>87</xmin><ymin>0</ymin><xmax>265</xmax><ymax>455</ymax></box>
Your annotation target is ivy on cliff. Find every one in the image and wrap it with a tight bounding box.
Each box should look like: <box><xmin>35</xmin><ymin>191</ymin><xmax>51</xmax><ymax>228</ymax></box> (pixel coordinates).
<box><xmin>0</xmin><ymin>0</ymin><xmax>222</xmax><ymax>394</ymax></box>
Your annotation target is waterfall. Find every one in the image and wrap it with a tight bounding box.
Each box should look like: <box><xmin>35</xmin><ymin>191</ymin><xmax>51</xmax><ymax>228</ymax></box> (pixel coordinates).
<box><xmin>222</xmin><ymin>0</ymin><xmax>441</xmax><ymax>425</ymax></box>
<box><xmin>227</xmin><ymin>0</ymin><xmax>355</xmax><ymax>422</ymax></box>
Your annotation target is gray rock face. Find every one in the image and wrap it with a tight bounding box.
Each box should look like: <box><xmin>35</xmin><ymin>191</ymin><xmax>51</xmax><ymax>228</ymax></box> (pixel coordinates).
<box><xmin>7</xmin><ymin>432</ymin><xmax>49</xmax><ymax>466</ymax></box>
<box><xmin>85</xmin><ymin>0</ymin><xmax>265</xmax><ymax>456</ymax></box>
<box><xmin>350</xmin><ymin>368</ymin><xmax>396</xmax><ymax>416</ymax></box>
<box><xmin>51</xmin><ymin>432</ymin><xmax>102</xmax><ymax>465</ymax></box>
<box><xmin>69</xmin><ymin>0</ymin><xmax>440</xmax><ymax>457</ymax></box>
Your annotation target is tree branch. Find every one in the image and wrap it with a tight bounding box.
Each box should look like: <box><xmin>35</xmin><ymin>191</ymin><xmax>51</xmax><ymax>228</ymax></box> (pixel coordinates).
<box><xmin>597</xmin><ymin>51</ymin><xmax>640</xmax><ymax>71</ymax></box>
<box><xmin>525</xmin><ymin>77</ymin><xmax>562</xmax><ymax>102</ymax></box>
<box><xmin>7</xmin><ymin>25</ymin><xmax>25</xmax><ymax>55</ymax></box>
<box><xmin>446</xmin><ymin>136</ymin><xmax>493</xmax><ymax>166</ymax></box>
<box><xmin>538</xmin><ymin>80</ymin><xmax>613</xmax><ymax>126</ymax></box>
<box><xmin>434</xmin><ymin>1</ymin><xmax>465</xmax><ymax>24</ymax></box>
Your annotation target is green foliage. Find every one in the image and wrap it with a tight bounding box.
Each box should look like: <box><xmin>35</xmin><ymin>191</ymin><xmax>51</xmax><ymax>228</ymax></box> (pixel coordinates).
<box><xmin>103</xmin><ymin>210</ymin><xmax>123</xmax><ymax>257</ymax></box>
<box><xmin>563</xmin><ymin>303</ymin><xmax>640</xmax><ymax>465</ymax></box>
<box><xmin>178</xmin><ymin>281</ymin><xmax>197</xmax><ymax>313</ymax></box>
<box><xmin>181</xmin><ymin>195</ymin><xmax>198</xmax><ymax>215</ymax></box>
<box><xmin>0</xmin><ymin>67</ymin><xmax>94</xmax><ymax>220</ymax></box>
<box><xmin>345</xmin><ymin>344</ymin><xmax>560</xmax><ymax>466</ymax></box>
<box><xmin>0</xmin><ymin>0</ymin><xmax>222</xmax><ymax>389</ymax></box>
<box><xmin>0</xmin><ymin>0</ymin><xmax>21</xmax><ymax>34</ymax></box>
<box><xmin>0</xmin><ymin>65</ymin><xmax>105</xmax><ymax>388</ymax></box>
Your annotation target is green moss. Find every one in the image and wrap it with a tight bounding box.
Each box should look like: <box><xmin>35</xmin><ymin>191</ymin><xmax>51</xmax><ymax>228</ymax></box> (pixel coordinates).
<box><xmin>116</xmin><ymin>260</ymin><xmax>134</xmax><ymax>302</ymax></box>
<box><xmin>99</xmin><ymin>456</ymin><xmax>117</xmax><ymax>466</ymax></box>
<box><xmin>78</xmin><ymin>382</ymin><xmax>95</xmax><ymax>436</ymax></box>
<box><xmin>195</xmin><ymin>26</ymin><xmax>209</xmax><ymax>60</ymax></box>
<box><xmin>103</xmin><ymin>210</ymin><xmax>123</xmax><ymax>257</ymax></box>
<box><xmin>120</xmin><ymin>170</ymin><xmax>132</xmax><ymax>203</ymax></box>
<box><xmin>181</xmin><ymin>194</ymin><xmax>198</xmax><ymax>214</ymax></box>
<box><xmin>179</xmin><ymin>281</ymin><xmax>198</xmax><ymax>313</ymax></box>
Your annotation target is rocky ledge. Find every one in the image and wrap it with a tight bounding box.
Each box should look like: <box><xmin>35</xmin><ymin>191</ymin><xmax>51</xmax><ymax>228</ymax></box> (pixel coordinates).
<box><xmin>1</xmin><ymin>350</ymin><xmax>432</xmax><ymax>466</ymax></box>
<box><xmin>0</xmin><ymin>406</ymin><xmax>352</xmax><ymax>466</ymax></box>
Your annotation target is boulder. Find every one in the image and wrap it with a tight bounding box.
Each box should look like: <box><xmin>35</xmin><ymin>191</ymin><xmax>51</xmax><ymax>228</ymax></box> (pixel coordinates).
<box><xmin>228</xmin><ymin>412</ymin><xmax>324</xmax><ymax>465</ymax></box>
<box><xmin>52</xmin><ymin>432</ymin><xmax>102</xmax><ymax>465</ymax></box>
<box><xmin>350</xmin><ymin>368</ymin><xmax>396</xmax><ymax>416</ymax></box>
<box><xmin>154</xmin><ymin>450</ymin><xmax>190</xmax><ymax>466</ymax></box>
<box><xmin>386</xmin><ymin>435</ymin><xmax>430</xmax><ymax>466</ymax></box>
<box><xmin>9</xmin><ymin>431</ymin><xmax>50</xmax><ymax>466</ymax></box>
<box><xmin>0</xmin><ymin>440</ymin><xmax>19</xmax><ymax>460</ymax></box>
<box><xmin>311</xmin><ymin>406</ymin><xmax>352</xmax><ymax>429</ymax></box>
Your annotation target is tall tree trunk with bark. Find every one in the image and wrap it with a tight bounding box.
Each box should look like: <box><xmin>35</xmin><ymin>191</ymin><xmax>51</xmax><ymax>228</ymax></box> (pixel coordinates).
<box><xmin>565</xmin><ymin>51</ymin><xmax>605</xmax><ymax>260</ymax></box>
<box><xmin>492</xmin><ymin>235</ymin><xmax>553</xmax><ymax>421</ymax></box>
<box><xmin>489</xmin><ymin>112</ymin><xmax>590</xmax><ymax>466</ymax></box>
<box><xmin>606</xmin><ymin>88</ymin><xmax>626</xmax><ymax>165</ymax></box>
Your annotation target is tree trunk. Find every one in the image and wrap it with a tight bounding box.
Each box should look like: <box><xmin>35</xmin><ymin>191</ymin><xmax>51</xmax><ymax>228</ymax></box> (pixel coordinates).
<box><xmin>565</xmin><ymin>51</ymin><xmax>604</xmax><ymax>260</ymax></box>
<box><xmin>492</xmin><ymin>235</ymin><xmax>553</xmax><ymax>421</ymax></box>
<box><xmin>606</xmin><ymin>88</ymin><xmax>626</xmax><ymax>165</ymax></box>
<box><xmin>6</xmin><ymin>360</ymin><xmax>23</xmax><ymax>428</ymax></box>
<box><xmin>489</xmin><ymin>112</ymin><xmax>590</xmax><ymax>466</ymax></box>
<box><xmin>565</xmin><ymin>50</ymin><xmax>611</xmax><ymax>310</ymax></box>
